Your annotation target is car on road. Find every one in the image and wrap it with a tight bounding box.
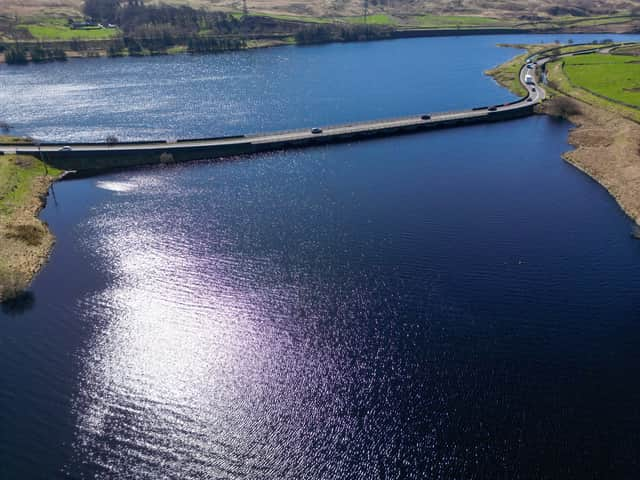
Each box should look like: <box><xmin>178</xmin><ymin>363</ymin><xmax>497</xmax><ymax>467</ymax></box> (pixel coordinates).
<box><xmin>526</xmin><ymin>63</ymin><xmax>534</xmax><ymax>69</ymax></box>
<box><xmin>531</xmin><ymin>87</ymin><xmax>536</xmax><ymax>92</ymax></box>
<box><xmin>59</xmin><ymin>146</ymin><xmax>72</xmax><ymax>151</ymax></box>
<box><xmin>421</xmin><ymin>114</ymin><xmax>431</xmax><ymax>120</ymax></box>
<box><xmin>311</xmin><ymin>128</ymin><xmax>322</xmax><ymax>134</ymax></box>
<box><xmin>527</xmin><ymin>98</ymin><xmax>533</xmax><ymax>102</ymax></box>
<box><xmin>488</xmin><ymin>106</ymin><xmax>498</xmax><ymax>111</ymax></box>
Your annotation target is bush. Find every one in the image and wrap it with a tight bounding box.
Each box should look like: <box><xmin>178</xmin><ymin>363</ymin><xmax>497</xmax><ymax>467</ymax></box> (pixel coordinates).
<box><xmin>51</xmin><ymin>48</ymin><xmax>67</xmax><ymax>61</ymax></box>
<box><xmin>27</xmin><ymin>45</ymin><xmax>67</xmax><ymax>63</ymax></box>
<box><xmin>0</xmin><ymin>267</ymin><xmax>24</xmax><ymax>304</ymax></box>
<box><xmin>107</xmin><ymin>40</ymin><xmax>126</xmax><ymax>57</ymax></box>
<box><xmin>546</xmin><ymin>96</ymin><xmax>583</xmax><ymax>118</ymax></box>
<box><xmin>29</xmin><ymin>45</ymin><xmax>48</xmax><ymax>62</ymax></box>
<box><xmin>5</xmin><ymin>224</ymin><xmax>45</xmax><ymax>246</ymax></box>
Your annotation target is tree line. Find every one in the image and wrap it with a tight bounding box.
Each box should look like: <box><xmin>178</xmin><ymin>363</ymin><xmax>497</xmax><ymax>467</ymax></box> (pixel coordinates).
<box><xmin>1</xmin><ymin>0</ymin><xmax>394</xmax><ymax>65</ymax></box>
<box><xmin>294</xmin><ymin>24</ymin><xmax>392</xmax><ymax>44</ymax></box>
<box><xmin>4</xmin><ymin>45</ymin><xmax>67</xmax><ymax>65</ymax></box>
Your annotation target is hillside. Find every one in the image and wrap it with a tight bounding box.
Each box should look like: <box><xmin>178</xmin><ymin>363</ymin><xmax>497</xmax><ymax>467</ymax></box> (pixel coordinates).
<box><xmin>1</xmin><ymin>0</ymin><xmax>638</xmax><ymax>65</ymax></box>
<box><xmin>2</xmin><ymin>0</ymin><xmax>638</xmax><ymax>20</ymax></box>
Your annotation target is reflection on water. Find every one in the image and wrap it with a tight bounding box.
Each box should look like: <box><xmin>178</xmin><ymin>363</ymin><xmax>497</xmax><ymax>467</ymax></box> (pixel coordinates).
<box><xmin>67</xmin><ymin>176</ymin><xmax>406</xmax><ymax>477</ymax></box>
<box><xmin>95</xmin><ymin>180</ymin><xmax>140</xmax><ymax>192</ymax></box>
<box><xmin>35</xmin><ymin>117</ymin><xmax>638</xmax><ymax>478</ymax></box>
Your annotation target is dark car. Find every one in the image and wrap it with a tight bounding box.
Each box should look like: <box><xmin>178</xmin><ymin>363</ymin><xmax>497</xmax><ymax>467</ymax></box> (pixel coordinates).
<box><xmin>311</xmin><ymin>127</ymin><xmax>322</xmax><ymax>134</ymax></box>
<box><xmin>421</xmin><ymin>114</ymin><xmax>431</xmax><ymax>120</ymax></box>
<box><xmin>488</xmin><ymin>106</ymin><xmax>498</xmax><ymax>111</ymax></box>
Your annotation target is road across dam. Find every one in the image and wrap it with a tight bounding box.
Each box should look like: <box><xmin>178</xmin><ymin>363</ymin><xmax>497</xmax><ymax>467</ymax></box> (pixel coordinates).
<box><xmin>3</xmin><ymin>55</ymin><xmax>547</xmax><ymax>172</ymax></box>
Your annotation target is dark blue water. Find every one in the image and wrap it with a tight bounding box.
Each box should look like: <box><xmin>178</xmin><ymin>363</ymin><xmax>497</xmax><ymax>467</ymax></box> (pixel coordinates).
<box><xmin>1</xmin><ymin>33</ymin><xmax>639</xmax><ymax>142</ymax></box>
<box><xmin>2</xmin><ymin>34</ymin><xmax>640</xmax><ymax>479</ymax></box>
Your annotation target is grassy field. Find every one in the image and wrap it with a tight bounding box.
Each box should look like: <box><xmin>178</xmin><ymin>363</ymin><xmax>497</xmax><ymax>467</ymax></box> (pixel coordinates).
<box><xmin>18</xmin><ymin>18</ymin><xmax>120</xmax><ymax>40</ymax></box>
<box><xmin>231</xmin><ymin>11</ymin><xmax>333</xmax><ymax>23</ymax></box>
<box><xmin>555</xmin><ymin>44</ymin><xmax>611</xmax><ymax>54</ymax></box>
<box><xmin>408</xmin><ymin>14</ymin><xmax>506</xmax><ymax>28</ymax></box>
<box><xmin>544</xmin><ymin>59</ymin><xmax>640</xmax><ymax>123</ymax></box>
<box><xmin>561</xmin><ymin>15</ymin><xmax>634</xmax><ymax>27</ymax></box>
<box><xmin>341</xmin><ymin>14</ymin><xmax>396</xmax><ymax>25</ymax></box>
<box><xmin>486</xmin><ymin>52</ymin><xmax>529</xmax><ymax>97</ymax></box>
<box><xmin>613</xmin><ymin>44</ymin><xmax>640</xmax><ymax>55</ymax></box>
<box><xmin>517</xmin><ymin>13</ymin><xmax>638</xmax><ymax>30</ymax></box>
<box><xmin>563</xmin><ymin>53</ymin><xmax>640</xmax><ymax>108</ymax></box>
<box><xmin>250</xmin><ymin>12</ymin><xmax>334</xmax><ymax>24</ymax></box>
<box><xmin>0</xmin><ymin>155</ymin><xmax>48</xmax><ymax>215</ymax></box>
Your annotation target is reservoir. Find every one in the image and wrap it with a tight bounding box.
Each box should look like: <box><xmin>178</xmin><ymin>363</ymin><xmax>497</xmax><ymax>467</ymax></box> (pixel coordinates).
<box><xmin>2</xmin><ymin>34</ymin><xmax>640</xmax><ymax>478</ymax></box>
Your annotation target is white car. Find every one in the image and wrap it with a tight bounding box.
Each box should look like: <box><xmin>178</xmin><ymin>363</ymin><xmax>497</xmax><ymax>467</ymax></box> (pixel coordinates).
<box><xmin>59</xmin><ymin>145</ymin><xmax>72</xmax><ymax>151</ymax></box>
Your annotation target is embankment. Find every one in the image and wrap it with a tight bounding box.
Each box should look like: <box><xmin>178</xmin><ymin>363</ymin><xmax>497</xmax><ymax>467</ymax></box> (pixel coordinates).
<box><xmin>0</xmin><ymin>152</ymin><xmax>62</xmax><ymax>302</ymax></box>
<box><xmin>544</xmin><ymin>100</ymin><xmax>640</xmax><ymax>225</ymax></box>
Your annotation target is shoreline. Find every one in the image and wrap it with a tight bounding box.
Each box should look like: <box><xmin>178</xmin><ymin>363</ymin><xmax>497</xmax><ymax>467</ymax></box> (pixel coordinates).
<box><xmin>553</xmin><ymin>103</ymin><xmax>640</xmax><ymax>225</ymax></box>
<box><xmin>0</xmin><ymin>152</ymin><xmax>63</xmax><ymax>303</ymax></box>
<box><xmin>1</xmin><ymin>25</ymin><xmax>638</xmax><ymax>66</ymax></box>
<box><xmin>488</xmin><ymin>44</ymin><xmax>640</xmax><ymax>226</ymax></box>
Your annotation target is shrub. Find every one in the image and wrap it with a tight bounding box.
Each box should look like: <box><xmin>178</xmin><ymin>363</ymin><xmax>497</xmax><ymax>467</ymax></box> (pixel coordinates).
<box><xmin>5</xmin><ymin>47</ymin><xmax>28</xmax><ymax>65</ymax></box>
<box><xmin>6</xmin><ymin>224</ymin><xmax>45</xmax><ymax>246</ymax></box>
<box><xmin>546</xmin><ymin>96</ymin><xmax>583</xmax><ymax>118</ymax></box>
<box><xmin>12</xmin><ymin>156</ymin><xmax>35</xmax><ymax>168</ymax></box>
<box><xmin>0</xmin><ymin>267</ymin><xmax>24</xmax><ymax>304</ymax></box>
<box><xmin>29</xmin><ymin>45</ymin><xmax>48</xmax><ymax>62</ymax></box>
<box><xmin>52</xmin><ymin>48</ymin><xmax>67</xmax><ymax>61</ymax></box>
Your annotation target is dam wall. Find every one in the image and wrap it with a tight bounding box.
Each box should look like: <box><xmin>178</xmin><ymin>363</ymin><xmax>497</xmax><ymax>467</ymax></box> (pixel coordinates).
<box><xmin>26</xmin><ymin>105</ymin><xmax>535</xmax><ymax>173</ymax></box>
